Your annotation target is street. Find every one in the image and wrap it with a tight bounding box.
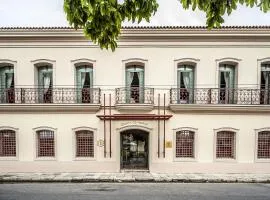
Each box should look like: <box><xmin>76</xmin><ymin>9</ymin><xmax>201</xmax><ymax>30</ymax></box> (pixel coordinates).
<box><xmin>0</xmin><ymin>183</ymin><xmax>270</xmax><ymax>200</ymax></box>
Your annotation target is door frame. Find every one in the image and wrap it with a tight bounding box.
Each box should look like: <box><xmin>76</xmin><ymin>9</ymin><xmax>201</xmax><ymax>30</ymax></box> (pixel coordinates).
<box><xmin>120</xmin><ymin>129</ymin><xmax>149</xmax><ymax>170</ymax></box>
<box><xmin>116</xmin><ymin>124</ymin><xmax>153</xmax><ymax>172</ymax></box>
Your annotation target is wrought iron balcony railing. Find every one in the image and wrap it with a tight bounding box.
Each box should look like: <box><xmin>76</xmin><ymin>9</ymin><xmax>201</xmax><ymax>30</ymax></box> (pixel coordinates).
<box><xmin>170</xmin><ymin>88</ymin><xmax>270</xmax><ymax>105</ymax></box>
<box><xmin>116</xmin><ymin>87</ymin><xmax>154</xmax><ymax>104</ymax></box>
<box><xmin>0</xmin><ymin>88</ymin><xmax>101</xmax><ymax>104</ymax></box>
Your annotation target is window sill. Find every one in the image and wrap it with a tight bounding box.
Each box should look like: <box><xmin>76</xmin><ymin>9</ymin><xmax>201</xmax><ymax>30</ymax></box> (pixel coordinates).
<box><xmin>34</xmin><ymin>157</ymin><xmax>57</xmax><ymax>161</ymax></box>
<box><xmin>255</xmin><ymin>158</ymin><xmax>270</xmax><ymax>163</ymax></box>
<box><xmin>0</xmin><ymin>157</ymin><xmax>18</xmax><ymax>161</ymax></box>
<box><xmin>214</xmin><ymin>158</ymin><xmax>237</xmax><ymax>163</ymax></box>
<box><xmin>174</xmin><ymin>158</ymin><xmax>197</xmax><ymax>162</ymax></box>
<box><xmin>74</xmin><ymin>157</ymin><xmax>96</xmax><ymax>161</ymax></box>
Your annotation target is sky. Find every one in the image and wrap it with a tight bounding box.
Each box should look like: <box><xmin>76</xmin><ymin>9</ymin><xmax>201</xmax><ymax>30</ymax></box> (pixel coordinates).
<box><xmin>0</xmin><ymin>0</ymin><xmax>270</xmax><ymax>27</ymax></box>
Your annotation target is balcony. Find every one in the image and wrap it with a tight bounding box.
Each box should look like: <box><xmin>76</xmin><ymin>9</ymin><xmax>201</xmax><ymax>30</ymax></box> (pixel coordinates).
<box><xmin>115</xmin><ymin>87</ymin><xmax>154</xmax><ymax>111</ymax></box>
<box><xmin>0</xmin><ymin>87</ymin><xmax>101</xmax><ymax>112</ymax></box>
<box><xmin>170</xmin><ymin>88</ymin><xmax>270</xmax><ymax>113</ymax></box>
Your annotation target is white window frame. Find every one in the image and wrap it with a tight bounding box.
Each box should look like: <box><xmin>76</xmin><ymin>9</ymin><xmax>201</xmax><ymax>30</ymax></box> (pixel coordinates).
<box><xmin>173</xmin><ymin>127</ymin><xmax>198</xmax><ymax>162</ymax></box>
<box><xmin>0</xmin><ymin>126</ymin><xmax>19</xmax><ymax>161</ymax></box>
<box><xmin>257</xmin><ymin>57</ymin><xmax>270</xmax><ymax>89</ymax></box>
<box><xmin>254</xmin><ymin>127</ymin><xmax>270</xmax><ymax>162</ymax></box>
<box><xmin>71</xmin><ymin>58</ymin><xmax>96</xmax><ymax>87</ymax></box>
<box><xmin>213</xmin><ymin>127</ymin><xmax>239</xmax><ymax>162</ymax></box>
<box><xmin>122</xmin><ymin>58</ymin><xmax>148</xmax><ymax>86</ymax></box>
<box><xmin>215</xmin><ymin>57</ymin><xmax>241</xmax><ymax>89</ymax></box>
<box><xmin>72</xmin><ymin>126</ymin><xmax>97</xmax><ymax>161</ymax></box>
<box><xmin>174</xmin><ymin>58</ymin><xmax>199</xmax><ymax>87</ymax></box>
<box><xmin>33</xmin><ymin>126</ymin><xmax>57</xmax><ymax>161</ymax></box>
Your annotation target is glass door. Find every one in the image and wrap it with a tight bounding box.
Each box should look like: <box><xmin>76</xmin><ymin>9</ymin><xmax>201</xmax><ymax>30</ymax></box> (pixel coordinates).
<box><xmin>126</xmin><ymin>65</ymin><xmax>144</xmax><ymax>103</ymax></box>
<box><xmin>120</xmin><ymin>130</ymin><xmax>148</xmax><ymax>170</ymax></box>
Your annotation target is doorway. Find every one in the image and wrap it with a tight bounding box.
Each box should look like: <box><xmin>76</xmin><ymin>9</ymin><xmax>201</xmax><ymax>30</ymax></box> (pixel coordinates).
<box><xmin>120</xmin><ymin>129</ymin><xmax>149</xmax><ymax>170</ymax></box>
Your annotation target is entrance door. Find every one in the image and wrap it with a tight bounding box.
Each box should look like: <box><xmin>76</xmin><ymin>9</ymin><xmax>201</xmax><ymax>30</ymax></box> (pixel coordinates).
<box><xmin>120</xmin><ymin>129</ymin><xmax>149</xmax><ymax>170</ymax></box>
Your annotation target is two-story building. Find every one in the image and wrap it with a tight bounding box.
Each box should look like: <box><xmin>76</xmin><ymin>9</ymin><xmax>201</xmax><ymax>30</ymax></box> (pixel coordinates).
<box><xmin>0</xmin><ymin>26</ymin><xmax>270</xmax><ymax>173</ymax></box>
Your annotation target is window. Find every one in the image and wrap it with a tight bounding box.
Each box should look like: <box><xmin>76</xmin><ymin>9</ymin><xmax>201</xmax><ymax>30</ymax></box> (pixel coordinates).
<box><xmin>257</xmin><ymin>131</ymin><xmax>270</xmax><ymax>159</ymax></box>
<box><xmin>260</xmin><ymin>64</ymin><xmax>270</xmax><ymax>105</ymax></box>
<box><xmin>219</xmin><ymin>64</ymin><xmax>236</xmax><ymax>104</ymax></box>
<box><xmin>177</xmin><ymin>65</ymin><xmax>195</xmax><ymax>104</ymax></box>
<box><xmin>75</xmin><ymin>130</ymin><xmax>94</xmax><ymax>157</ymax></box>
<box><xmin>176</xmin><ymin>130</ymin><xmax>195</xmax><ymax>158</ymax></box>
<box><xmin>0</xmin><ymin>66</ymin><xmax>15</xmax><ymax>103</ymax></box>
<box><xmin>37</xmin><ymin>65</ymin><xmax>53</xmax><ymax>103</ymax></box>
<box><xmin>76</xmin><ymin>65</ymin><xmax>93</xmax><ymax>103</ymax></box>
<box><xmin>36</xmin><ymin>130</ymin><xmax>55</xmax><ymax>157</ymax></box>
<box><xmin>125</xmin><ymin>65</ymin><xmax>144</xmax><ymax>103</ymax></box>
<box><xmin>216</xmin><ymin>131</ymin><xmax>235</xmax><ymax>159</ymax></box>
<box><xmin>0</xmin><ymin>130</ymin><xmax>16</xmax><ymax>157</ymax></box>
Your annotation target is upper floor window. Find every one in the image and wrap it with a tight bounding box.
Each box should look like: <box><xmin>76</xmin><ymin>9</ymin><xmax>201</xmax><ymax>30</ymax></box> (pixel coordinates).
<box><xmin>216</xmin><ymin>131</ymin><xmax>236</xmax><ymax>159</ymax></box>
<box><xmin>0</xmin><ymin>129</ymin><xmax>16</xmax><ymax>157</ymax></box>
<box><xmin>260</xmin><ymin>64</ymin><xmax>270</xmax><ymax>104</ymax></box>
<box><xmin>177</xmin><ymin>65</ymin><xmax>195</xmax><ymax>103</ymax></box>
<box><xmin>36</xmin><ymin>130</ymin><xmax>55</xmax><ymax>157</ymax></box>
<box><xmin>37</xmin><ymin>65</ymin><xmax>53</xmax><ymax>103</ymax></box>
<box><xmin>75</xmin><ymin>130</ymin><xmax>94</xmax><ymax>157</ymax></box>
<box><xmin>219</xmin><ymin>64</ymin><xmax>236</xmax><ymax>104</ymax></box>
<box><xmin>175</xmin><ymin>130</ymin><xmax>195</xmax><ymax>158</ymax></box>
<box><xmin>76</xmin><ymin>65</ymin><xmax>93</xmax><ymax>103</ymax></box>
<box><xmin>125</xmin><ymin>65</ymin><xmax>144</xmax><ymax>103</ymax></box>
<box><xmin>0</xmin><ymin>66</ymin><xmax>15</xmax><ymax>103</ymax></box>
<box><xmin>257</xmin><ymin>131</ymin><xmax>270</xmax><ymax>159</ymax></box>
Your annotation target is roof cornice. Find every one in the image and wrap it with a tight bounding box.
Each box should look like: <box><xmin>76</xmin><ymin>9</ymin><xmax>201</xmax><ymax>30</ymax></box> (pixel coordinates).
<box><xmin>0</xmin><ymin>26</ymin><xmax>270</xmax><ymax>45</ymax></box>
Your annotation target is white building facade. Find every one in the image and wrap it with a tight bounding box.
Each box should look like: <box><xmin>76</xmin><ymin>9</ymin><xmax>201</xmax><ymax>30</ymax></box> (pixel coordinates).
<box><xmin>0</xmin><ymin>26</ymin><xmax>270</xmax><ymax>173</ymax></box>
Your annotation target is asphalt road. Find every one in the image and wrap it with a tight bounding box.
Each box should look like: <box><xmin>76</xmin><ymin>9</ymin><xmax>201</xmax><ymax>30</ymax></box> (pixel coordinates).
<box><xmin>0</xmin><ymin>183</ymin><xmax>270</xmax><ymax>200</ymax></box>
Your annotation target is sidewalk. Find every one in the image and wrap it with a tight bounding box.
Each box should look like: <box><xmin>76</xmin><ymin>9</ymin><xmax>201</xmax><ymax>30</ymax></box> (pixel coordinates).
<box><xmin>1</xmin><ymin>172</ymin><xmax>270</xmax><ymax>183</ymax></box>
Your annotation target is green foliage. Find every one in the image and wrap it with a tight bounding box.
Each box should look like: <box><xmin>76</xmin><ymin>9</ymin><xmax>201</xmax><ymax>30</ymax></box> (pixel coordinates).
<box><xmin>64</xmin><ymin>0</ymin><xmax>270</xmax><ymax>51</ymax></box>
<box><xmin>64</xmin><ymin>0</ymin><xmax>158</xmax><ymax>51</ymax></box>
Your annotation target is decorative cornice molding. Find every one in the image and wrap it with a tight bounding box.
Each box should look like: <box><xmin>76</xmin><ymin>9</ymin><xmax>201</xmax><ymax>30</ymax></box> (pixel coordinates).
<box><xmin>0</xmin><ymin>59</ymin><xmax>17</xmax><ymax>64</ymax></box>
<box><xmin>122</xmin><ymin>58</ymin><xmax>148</xmax><ymax>63</ymax></box>
<box><xmin>72</xmin><ymin>126</ymin><xmax>97</xmax><ymax>132</ymax></box>
<box><xmin>31</xmin><ymin>59</ymin><xmax>56</xmax><ymax>65</ymax></box>
<box><xmin>0</xmin><ymin>126</ymin><xmax>19</xmax><ymax>131</ymax></box>
<box><xmin>71</xmin><ymin>58</ymin><xmax>96</xmax><ymax>64</ymax></box>
<box><xmin>215</xmin><ymin>57</ymin><xmax>242</xmax><ymax>64</ymax></box>
<box><xmin>213</xmin><ymin>127</ymin><xmax>240</xmax><ymax>132</ymax></box>
<box><xmin>32</xmin><ymin>126</ymin><xmax>57</xmax><ymax>131</ymax></box>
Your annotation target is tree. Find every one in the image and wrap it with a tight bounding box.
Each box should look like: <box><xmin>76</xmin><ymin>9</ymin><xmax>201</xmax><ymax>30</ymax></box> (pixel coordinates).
<box><xmin>64</xmin><ymin>0</ymin><xmax>270</xmax><ymax>51</ymax></box>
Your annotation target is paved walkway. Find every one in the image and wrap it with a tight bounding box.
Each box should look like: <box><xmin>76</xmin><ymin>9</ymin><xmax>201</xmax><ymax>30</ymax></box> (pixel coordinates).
<box><xmin>1</xmin><ymin>172</ymin><xmax>270</xmax><ymax>183</ymax></box>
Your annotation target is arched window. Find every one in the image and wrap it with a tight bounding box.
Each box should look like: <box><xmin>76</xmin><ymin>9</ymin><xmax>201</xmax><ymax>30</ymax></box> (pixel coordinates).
<box><xmin>75</xmin><ymin>64</ymin><xmax>93</xmax><ymax>103</ymax></box>
<box><xmin>0</xmin><ymin>65</ymin><xmax>15</xmax><ymax>103</ymax></box>
<box><xmin>125</xmin><ymin>64</ymin><xmax>145</xmax><ymax>103</ymax></box>
<box><xmin>260</xmin><ymin>63</ymin><xmax>270</xmax><ymax>105</ymax></box>
<box><xmin>0</xmin><ymin>129</ymin><xmax>16</xmax><ymax>157</ymax></box>
<box><xmin>177</xmin><ymin>64</ymin><xmax>195</xmax><ymax>104</ymax></box>
<box><xmin>38</xmin><ymin>65</ymin><xmax>53</xmax><ymax>103</ymax></box>
<box><xmin>75</xmin><ymin>130</ymin><xmax>94</xmax><ymax>157</ymax></box>
<box><xmin>216</xmin><ymin>131</ymin><xmax>236</xmax><ymax>159</ymax></box>
<box><xmin>175</xmin><ymin>130</ymin><xmax>195</xmax><ymax>158</ymax></box>
<box><xmin>257</xmin><ymin>131</ymin><xmax>270</xmax><ymax>159</ymax></box>
<box><xmin>36</xmin><ymin>130</ymin><xmax>55</xmax><ymax>157</ymax></box>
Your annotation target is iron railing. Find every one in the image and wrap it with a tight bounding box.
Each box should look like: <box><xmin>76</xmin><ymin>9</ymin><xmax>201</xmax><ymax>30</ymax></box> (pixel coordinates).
<box><xmin>170</xmin><ymin>88</ymin><xmax>270</xmax><ymax>105</ymax></box>
<box><xmin>0</xmin><ymin>88</ymin><xmax>101</xmax><ymax>104</ymax></box>
<box><xmin>115</xmin><ymin>87</ymin><xmax>154</xmax><ymax>104</ymax></box>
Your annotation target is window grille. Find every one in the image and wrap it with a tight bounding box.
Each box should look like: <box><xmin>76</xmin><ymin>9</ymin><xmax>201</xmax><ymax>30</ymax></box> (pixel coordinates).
<box><xmin>0</xmin><ymin>130</ymin><xmax>16</xmax><ymax>157</ymax></box>
<box><xmin>216</xmin><ymin>131</ymin><xmax>235</xmax><ymax>159</ymax></box>
<box><xmin>37</xmin><ymin>130</ymin><xmax>55</xmax><ymax>157</ymax></box>
<box><xmin>176</xmin><ymin>130</ymin><xmax>194</xmax><ymax>158</ymax></box>
<box><xmin>76</xmin><ymin>130</ymin><xmax>94</xmax><ymax>157</ymax></box>
<box><xmin>257</xmin><ymin>131</ymin><xmax>270</xmax><ymax>159</ymax></box>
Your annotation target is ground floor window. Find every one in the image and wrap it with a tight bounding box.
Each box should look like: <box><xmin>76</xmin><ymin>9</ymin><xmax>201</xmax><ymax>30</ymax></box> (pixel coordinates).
<box><xmin>216</xmin><ymin>131</ymin><xmax>235</xmax><ymax>159</ymax></box>
<box><xmin>36</xmin><ymin>130</ymin><xmax>55</xmax><ymax>157</ymax></box>
<box><xmin>75</xmin><ymin>130</ymin><xmax>94</xmax><ymax>157</ymax></box>
<box><xmin>257</xmin><ymin>131</ymin><xmax>270</xmax><ymax>159</ymax></box>
<box><xmin>0</xmin><ymin>130</ymin><xmax>16</xmax><ymax>157</ymax></box>
<box><xmin>175</xmin><ymin>130</ymin><xmax>195</xmax><ymax>158</ymax></box>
